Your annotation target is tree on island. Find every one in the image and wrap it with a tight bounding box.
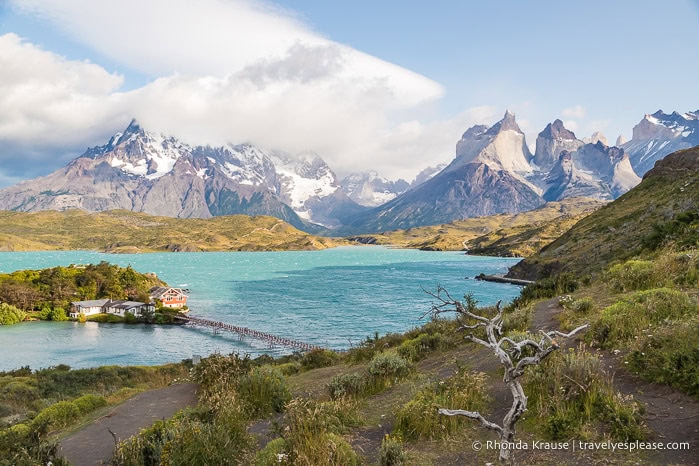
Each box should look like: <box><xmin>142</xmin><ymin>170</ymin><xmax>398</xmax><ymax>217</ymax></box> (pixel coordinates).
<box><xmin>427</xmin><ymin>286</ymin><xmax>587</xmax><ymax>464</ymax></box>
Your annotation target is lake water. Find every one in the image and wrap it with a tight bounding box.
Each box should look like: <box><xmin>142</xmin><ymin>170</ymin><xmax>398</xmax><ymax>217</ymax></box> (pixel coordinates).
<box><xmin>0</xmin><ymin>247</ymin><xmax>521</xmax><ymax>371</ymax></box>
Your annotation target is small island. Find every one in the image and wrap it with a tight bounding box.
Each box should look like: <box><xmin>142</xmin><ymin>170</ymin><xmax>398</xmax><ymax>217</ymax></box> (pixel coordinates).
<box><xmin>0</xmin><ymin>262</ymin><xmax>188</xmax><ymax>326</ymax></box>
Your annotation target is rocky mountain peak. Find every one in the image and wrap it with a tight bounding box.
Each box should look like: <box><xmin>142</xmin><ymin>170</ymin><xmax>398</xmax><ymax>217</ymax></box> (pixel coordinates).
<box><xmin>460</xmin><ymin>124</ymin><xmax>490</xmax><ymax>141</ymax></box>
<box><xmin>533</xmin><ymin>119</ymin><xmax>583</xmax><ymax>171</ymax></box>
<box><xmin>340</xmin><ymin>171</ymin><xmax>409</xmax><ymax>207</ymax></box>
<box><xmin>486</xmin><ymin>110</ymin><xmax>523</xmax><ymax>136</ymax></box>
<box><xmin>411</xmin><ymin>163</ymin><xmax>448</xmax><ymax>188</ymax></box>
<box><xmin>539</xmin><ymin>119</ymin><xmax>577</xmax><ymax>140</ymax></box>
<box><xmin>583</xmin><ymin>131</ymin><xmax>608</xmax><ymax>146</ymax></box>
<box><xmin>452</xmin><ymin>110</ymin><xmax>533</xmax><ymax>176</ymax></box>
<box><xmin>624</xmin><ymin>109</ymin><xmax>699</xmax><ymax>176</ymax></box>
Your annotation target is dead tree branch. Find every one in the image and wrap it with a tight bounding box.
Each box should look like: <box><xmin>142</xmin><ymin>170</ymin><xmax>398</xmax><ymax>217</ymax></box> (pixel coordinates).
<box><xmin>427</xmin><ymin>286</ymin><xmax>588</xmax><ymax>464</ymax></box>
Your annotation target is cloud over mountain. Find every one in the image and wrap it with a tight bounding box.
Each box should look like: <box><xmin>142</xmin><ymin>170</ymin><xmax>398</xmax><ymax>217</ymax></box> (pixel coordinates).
<box><xmin>0</xmin><ymin>0</ymin><xmax>455</xmax><ymax>186</ymax></box>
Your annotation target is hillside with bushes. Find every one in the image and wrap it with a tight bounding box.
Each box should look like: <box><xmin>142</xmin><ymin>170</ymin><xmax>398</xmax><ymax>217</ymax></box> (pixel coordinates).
<box><xmin>509</xmin><ymin>146</ymin><xmax>699</xmax><ymax>280</ymax></box>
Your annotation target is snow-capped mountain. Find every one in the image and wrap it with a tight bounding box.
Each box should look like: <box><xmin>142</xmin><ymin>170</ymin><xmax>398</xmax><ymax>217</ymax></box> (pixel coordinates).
<box><xmin>0</xmin><ymin>108</ymin><xmax>692</xmax><ymax>235</ymax></box>
<box><xmin>270</xmin><ymin>150</ymin><xmax>366</xmax><ymax>227</ymax></box>
<box><xmin>543</xmin><ymin>142</ymin><xmax>641</xmax><ymax>201</ymax></box>
<box><xmin>622</xmin><ymin>110</ymin><xmax>699</xmax><ymax>176</ymax></box>
<box><xmin>410</xmin><ymin>163</ymin><xmax>447</xmax><ymax>188</ymax></box>
<box><xmin>0</xmin><ymin>120</ymin><xmax>363</xmax><ymax>230</ymax></box>
<box><xmin>340</xmin><ymin>112</ymin><xmax>643</xmax><ymax>233</ymax></box>
<box><xmin>340</xmin><ymin>171</ymin><xmax>409</xmax><ymax>207</ymax></box>
<box><xmin>340</xmin><ymin>112</ymin><xmax>547</xmax><ymax>233</ymax></box>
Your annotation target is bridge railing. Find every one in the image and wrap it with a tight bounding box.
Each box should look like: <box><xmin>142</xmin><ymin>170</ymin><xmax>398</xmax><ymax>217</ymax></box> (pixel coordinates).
<box><xmin>175</xmin><ymin>315</ymin><xmax>323</xmax><ymax>352</ymax></box>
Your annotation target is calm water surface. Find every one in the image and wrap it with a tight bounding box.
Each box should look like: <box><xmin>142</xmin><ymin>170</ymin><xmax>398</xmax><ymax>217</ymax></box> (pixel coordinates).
<box><xmin>0</xmin><ymin>247</ymin><xmax>521</xmax><ymax>370</ymax></box>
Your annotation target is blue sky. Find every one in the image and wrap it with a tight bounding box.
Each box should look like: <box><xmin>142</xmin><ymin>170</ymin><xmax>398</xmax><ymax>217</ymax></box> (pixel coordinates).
<box><xmin>0</xmin><ymin>0</ymin><xmax>698</xmax><ymax>187</ymax></box>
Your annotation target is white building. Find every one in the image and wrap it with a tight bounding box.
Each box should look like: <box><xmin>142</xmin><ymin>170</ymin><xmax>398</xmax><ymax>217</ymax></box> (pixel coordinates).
<box><xmin>69</xmin><ymin>299</ymin><xmax>155</xmax><ymax>319</ymax></box>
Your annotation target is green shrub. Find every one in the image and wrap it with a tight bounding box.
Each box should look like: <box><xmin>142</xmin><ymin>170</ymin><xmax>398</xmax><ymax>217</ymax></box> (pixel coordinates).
<box><xmin>72</xmin><ymin>394</ymin><xmax>107</xmax><ymax>414</ymax></box>
<box><xmin>626</xmin><ymin>318</ymin><xmax>699</xmax><ymax>397</ymax></box>
<box><xmin>590</xmin><ymin>288</ymin><xmax>696</xmax><ymax>348</ymax></box>
<box><xmin>394</xmin><ymin>370</ymin><xmax>490</xmax><ymax>441</ymax></box>
<box><xmin>511</xmin><ymin>273</ymin><xmax>578</xmax><ymax>308</ymax></box>
<box><xmin>345</xmin><ymin>344</ymin><xmax>378</xmax><ymax>364</ymax></box>
<box><xmin>237</xmin><ymin>366</ymin><xmax>290</xmax><ymax>418</ymax></box>
<box><xmin>2</xmin><ymin>380</ymin><xmax>39</xmax><ymax>403</ymax></box>
<box><xmin>48</xmin><ymin>307</ymin><xmax>68</xmax><ymax>322</ymax></box>
<box><xmin>115</xmin><ymin>404</ymin><xmax>256</xmax><ymax>466</ymax></box>
<box><xmin>397</xmin><ymin>333</ymin><xmax>445</xmax><ymax>362</ymax></box>
<box><xmin>380</xmin><ymin>434</ymin><xmax>407</xmax><ymax>466</ymax></box>
<box><xmin>0</xmin><ymin>423</ymin><xmax>30</xmax><ymax>458</ymax></box>
<box><xmin>34</xmin><ymin>364</ymin><xmax>186</xmax><ymax>399</ymax></box>
<box><xmin>328</xmin><ymin>373</ymin><xmax>366</xmax><ymax>400</ymax></box>
<box><xmin>191</xmin><ymin>353</ymin><xmax>251</xmax><ymax>398</ymax></box>
<box><xmin>275</xmin><ymin>362</ymin><xmax>302</xmax><ymax>376</ymax></box>
<box><xmin>268</xmin><ymin>398</ymin><xmax>361</xmax><ymax>465</ymax></box>
<box><xmin>300</xmin><ymin>349</ymin><xmax>339</xmax><ymax>370</ymax></box>
<box><xmin>571</xmin><ymin>298</ymin><xmax>594</xmax><ymax>314</ymax></box>
<box><xmin>642</xmin><ymin>212</ymin><xmax>699</xmax><ymax>251</ymax></box>
<box><xmin>254</xmin><ymin>437</ymin><xmax>287</xmax><ymax>465</ymax></box>
<box><xmin>0</xmin><ymin>303</ymin><xmax>26</xmax><ymax>325</ymax></box>
<box><xmin>608</xmin><ymin>260</ymin><xmax>661</xmax><ymax>291</ymax></box>
<box><xmin>525</xmin><ymin>347</ymin><xmax>646</xmax><ymax>442</ymax></box>
<box><xmin>158</xmin><ymin>406</ymin><xmax>255</xmax><ymax>466</ymax></box>
<box><xmin>368</xmin><ymin>351</ymin><xmax>409</xmax><ymax>380</ymax></box>
<box><xmin>31</xmin><ymin>400</ymin><xmax>80</xmax><ymax>434</ymax></box>
<box><xmin>38</xmin><ymin>305</ymin><xmax>52</xmax><ymax>320</ymax></box>
<box><xmin>502</xmin><ymin>303</ymin><xmax>534</xmax><ymax>332</ymax></box>
<box><xmin>87</xmin><ymin>313</ymin><xmax>124</xmax><ymax>323</ymax></box>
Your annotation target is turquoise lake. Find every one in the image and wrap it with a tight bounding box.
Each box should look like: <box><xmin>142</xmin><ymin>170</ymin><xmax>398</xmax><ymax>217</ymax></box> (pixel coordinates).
<box><xmin>0</xmin><ymin>247</ymin><xmax>521</xmax><ymax>371</ymax></box>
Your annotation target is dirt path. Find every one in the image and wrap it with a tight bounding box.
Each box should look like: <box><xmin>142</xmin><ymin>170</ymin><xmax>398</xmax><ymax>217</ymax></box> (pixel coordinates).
<box><xmin>59</xmin><ymin>382</ymin><xmax>198</xmax><ymax>466</ymax></box>
<box><xmin>350</xmin><ymin>341</ymin><xmax>508</xmax><ymax>463</ymax></box>
<box><xmin>533</xmin><ymin>298</ymin><xmax>699</xmax><ymax>465</ymax></box>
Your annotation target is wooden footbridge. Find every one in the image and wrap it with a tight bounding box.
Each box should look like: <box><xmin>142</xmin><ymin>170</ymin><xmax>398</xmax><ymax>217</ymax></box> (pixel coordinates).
<box><xmin>175</xmin><ymin>314</ymin><xmax>323</xmax><ymax>352</ymax></box>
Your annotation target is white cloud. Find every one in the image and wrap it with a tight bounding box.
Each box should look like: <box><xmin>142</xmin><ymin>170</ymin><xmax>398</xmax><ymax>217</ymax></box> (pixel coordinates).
<box><xmin>9</xmin><ymin>0</ymin><xmax>442</xmax><ymax>106</ymax></box>
<box><xmin>563</xmin><ymin>120</ymin><xmax>579</xmax><ymax>132</ymax></box>
<box><xmin>562</xmin><ymin>105</ymin><xmax>586</xmax><ymax>119</ymax></box>
<box><xmin>0</xmin><ymin>33</ymin><xmax>128</xmax><ymax>177</ymax></box>
<box><xmin>1</xmin><ymin>0</ymin><xmax>457</xmax><ymax>184</ymax></box>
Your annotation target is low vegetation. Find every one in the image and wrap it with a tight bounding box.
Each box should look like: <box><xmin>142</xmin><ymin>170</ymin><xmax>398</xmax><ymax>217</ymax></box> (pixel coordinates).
<box><xmin>0</xmin><ymin>363</ymin><xmax>187</xmax><ymax>465</ymax></box>
<box><xmin>525</xmin><ymin>347</ymin><xmax>646</xmax><ymax>442</ymax></box>
<box><xmin>0</xmin><ymin>210</ymin><xmax>341</xmax><ymax>253</ymax></box>
<box><xmin>393</xmin><ymin>369</ymin><xmax>490</xmax><ymax>441</ymax></box>
<box><xmin>556</xmin><ymin>249</ymin><xmax>699</xmax><ymax>397</ymax></box>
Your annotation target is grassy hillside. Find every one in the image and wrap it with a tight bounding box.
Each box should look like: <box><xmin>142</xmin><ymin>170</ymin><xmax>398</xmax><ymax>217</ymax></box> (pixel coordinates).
<box><xmin>348</xmin><ymin>197</ymin><xmax>605</xmax><ymax>255</ymax></box>
<box><xmin>509</xmin><ymin>146</ymin><xmax>699</xmax><ymax>280</ymax></box>
<box><xmin>0</xmin><ymin>210</ymin><xmax>343</xmax><ymax>252</ymax></box>
<box><xmin>505</xmin><ymin>147</ymin><xmax>699</xmax><ymax>399</ymax></box>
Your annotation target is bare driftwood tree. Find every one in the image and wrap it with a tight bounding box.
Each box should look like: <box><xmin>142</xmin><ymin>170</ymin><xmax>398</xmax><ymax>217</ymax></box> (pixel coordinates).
<box><xmin>427</xmin><ymin>286</ymin><xmax>587</xmax><ymax>464</ymax></box>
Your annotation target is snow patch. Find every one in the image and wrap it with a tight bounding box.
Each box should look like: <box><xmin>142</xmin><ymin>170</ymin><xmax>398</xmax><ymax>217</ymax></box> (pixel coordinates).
<box><xmin>277</xmin><ymin>168</ymin><xmax>338</xmax><ymax>209</ymax></box>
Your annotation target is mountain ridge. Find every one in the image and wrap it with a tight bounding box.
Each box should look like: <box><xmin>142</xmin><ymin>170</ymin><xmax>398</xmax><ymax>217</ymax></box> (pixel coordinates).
<box><xmin>0</xmin><ymin>109</ymin><xmax>695</xmax><ymax>234</ymax></box>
